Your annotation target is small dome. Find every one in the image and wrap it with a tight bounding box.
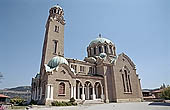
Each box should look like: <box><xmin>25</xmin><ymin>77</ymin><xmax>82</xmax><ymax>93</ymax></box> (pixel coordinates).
<box><xmin>47</xmin><ymin>56</ymin><xmax>68</xmax><ymax>68</ymax></box>
<box><xmin>99</xmin><ymin>53</ymin><xmax>107</xmax><ymax>58</ymax></box>
<box><xmin>89</xmin><ymin>37</ymin><xmax>113</xmax><ymax>46</ymax></box>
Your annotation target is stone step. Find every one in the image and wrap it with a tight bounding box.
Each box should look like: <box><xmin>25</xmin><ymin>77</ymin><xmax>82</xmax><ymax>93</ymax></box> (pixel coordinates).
<box><xmin>83</xmin><ymin>100</ymin><xmax>104</xmax><ymax>105</ymax></box>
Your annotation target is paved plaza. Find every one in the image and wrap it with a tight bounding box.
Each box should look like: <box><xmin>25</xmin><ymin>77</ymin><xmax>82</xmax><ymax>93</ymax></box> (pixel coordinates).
<box><xmin>28</xmin><ymin>102</ymin><xmax>170</xmax><ymax>110</ymax></box>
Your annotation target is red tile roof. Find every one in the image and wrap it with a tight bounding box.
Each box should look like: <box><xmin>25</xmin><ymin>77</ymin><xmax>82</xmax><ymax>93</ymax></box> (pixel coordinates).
<box><xmin>0</xmin><ymin>94</ymin><xmax>9</xmax><ymax>98</ymax></box>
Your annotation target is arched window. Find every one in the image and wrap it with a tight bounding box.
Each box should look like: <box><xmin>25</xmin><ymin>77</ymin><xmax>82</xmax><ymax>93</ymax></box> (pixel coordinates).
<box><xmin>59</xmin><ymin>82</ymin><xmax>65</xmax><ymax>94</ymax></box>
<box><xmin>99</xmin><ymin>46</ymin><xmax>102</xmax><ymax>53</ymax></box>
<box><xmin>94</xmin><ymin>47</ymin><xmax>96</xmax><ymax>55</ymax></box>
<box><xmin>109</xmin><ymin>45</ymin><xmax>113</xmax><ymax>54</ymax></box>
<box><xmin>104</xmin><ymin>45</ymin><xmax>107</xmax><ymax>53</ymax></box>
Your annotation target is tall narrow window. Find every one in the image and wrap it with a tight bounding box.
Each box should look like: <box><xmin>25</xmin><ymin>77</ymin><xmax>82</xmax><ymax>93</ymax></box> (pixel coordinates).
<box><xmin>104</xmin><ymin>45</ymin><xmax>107</xmax><ymax>53</ymax></box>
<box><xmin>59</xmin><ymin>82</ymin><xmax>65</xmax><ymax>95</ymax></box>
<box><xmin>89</xmin><ymin>49</ymin><xmax>91</xmax><ymax>56</ymax></box>
<box><xmin>80</xmin><ymin>66</ymin><xmax>85</xmax><ymax>72</ymax></box>
<box><xmin>124</xmin><ymin>70</ymin><xmax>129</xmax><ymax>92</ymax></box>
<box><xmin>99</xmin><ymin>46</ymin><xmax>102</xmax><ymax>53</ymax></box>
<box><xmin>128</xmin><ymin>75</ymin><xmax>132</xmax><ymax>92</ymax></box>
<box><xmin>94</xmin><ymin>47</ymin><xmax>96</xmax><ymax>55</ymax></box>
<box><xmin>54</xmin><ymin>9</ymin><xmax>56</xmax><ymax>13</ymax></box>
<box><xmin>110</xmin><ymin>45</ymin><xmax>113</xmax><ymax>54</ymax></box>
<box><xmin>54</xmin><ymin>26</ymin><xmax>59</xmax><ymax>33</ymax></box>
<box><xmin>122</xmin><ymin>74</ymin><xmax>126</xmax><ymax>92</ymax></box>
<box><xmin>54</xmin><ymin>41</ymin><xmax>58</xmax><ymax>54</ymax></box>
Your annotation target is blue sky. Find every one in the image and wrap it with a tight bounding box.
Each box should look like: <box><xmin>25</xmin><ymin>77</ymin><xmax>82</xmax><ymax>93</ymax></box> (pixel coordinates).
<box><xmin>0</xmin><ymin>0</ymin><xmax>169</xmax><ymax>89</ymax></box>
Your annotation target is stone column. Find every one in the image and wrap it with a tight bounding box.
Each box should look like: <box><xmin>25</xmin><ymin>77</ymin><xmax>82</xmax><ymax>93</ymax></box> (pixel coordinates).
<box><xmin>101</xmin><ymin>86</ymin><xmax>105</xmax><ymax>100</ymax></box>
<box><xmin>46</xmin><ymin>84</ymin><xmax>50</xmax><ymax>100</ymax></box>
<box><xmin>104</xmin><ymin>75</ymin><xmax>109</xmax><ymax>103</ymax></box>
<box><xmin>40</xmin><ymin>87</ymin><xmax>42</xmax><ymax>100</ymax></box>
<box><xmin>77</xmin><ymin>85</ymin><xmax>80</xmax><ymax>99</ymax></box>
<box><xmin>71</xmin><ymin>86</ymin><xmax>74</xmax><ymax>98</ymax></box>
<box><xmin>92</xmin><ymin>86</ymin><xmax>96</xmax><ymax>100</ymax></box>
<box><xmin>87</xmin><ymin>86</ymin><xmax>89</xmax><ymax>100</ymax></box>
<box><xmin>50</xmin><ymin>85</ymin><xmax>53</xmax><ymax>100</ymax></box>
<box><xmin>36</xmin><ymin>87</ymin><xmax>39</xmax><ymax>100</ymax></box>
<box><xmin>81</xmin><ymin>86</ymin><xmax>85</xmax><ymax>100</ymax></box>
<box><xmin>34</xmin><ymin>88</ymin><xmax>37</xmax><ymax>100</ymax></box>
<box><xmin>73</xmin><ymin>86</ymin><xmax>76</xmax><ymax>99</ymax></box>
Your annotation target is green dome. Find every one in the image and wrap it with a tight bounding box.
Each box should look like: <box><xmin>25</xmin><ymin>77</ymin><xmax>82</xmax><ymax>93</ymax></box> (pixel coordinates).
<box><xmin>47</xmin><ymin>56</ymin><xmax>68</xmax><ymax>68</ymax></box>
<box><xmin>99</xmin><ymin>53</ymin><xmax>107</xmax><ymax>58</ymax></box>
<box><xmin>89</xmin><ymin>37</ymin><xmax>112</xmax><ymax>46</ymax></box>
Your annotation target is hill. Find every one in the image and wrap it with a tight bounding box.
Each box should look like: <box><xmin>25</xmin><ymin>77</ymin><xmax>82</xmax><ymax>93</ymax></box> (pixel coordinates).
<box><xmin>0</xmin><ymin>86</ymin><xmax>31</xmax><ymax>101</ymax></box>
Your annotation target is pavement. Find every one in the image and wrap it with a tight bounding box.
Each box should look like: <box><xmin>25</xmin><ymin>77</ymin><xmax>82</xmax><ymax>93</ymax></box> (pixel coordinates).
<box><xmin>27</xmin><ymin>102</ymin><xmax>170</xmax><ymax>110</ymax></box>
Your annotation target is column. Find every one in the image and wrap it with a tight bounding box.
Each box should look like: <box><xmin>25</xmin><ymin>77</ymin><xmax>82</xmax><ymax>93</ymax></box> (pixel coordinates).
<box><xmin>87</xmin><ymin>86</ymin><xmax>89</xmax><ymax>100</ymax></box>
<box><xmin>77</xmin><ymin>85</ymin><xmax>80</xmax><ymax>99</ymax></box>
<box><xmin>73</xmin><ymin>86</ymin><xmax>76</xmax><ymax>99</ymax></box>
<box><xmin>40</xmin><ymin>87</ymin><xmax>42</xmax><ymax>100</ymax></box>
<box><xmin>34</xmin><ymin>88</ymin><xmax>37</xmax><ymax>100</ymax></box>
<box><xmin>92</xmin><ymin>87</ymin><xmax>96</xmax><ymax>100</ymax></box>
<box><xmin>81</xmin><ymin>86</ymin><xmax>85</xmax><ymax>100</ymax></box>
<box><xmin>46</xmin><ymin>84</ymin><xmax>50</xmax><ymax>99</ymax></box>
<box><xmin>50</xmin><ymin>85</ymin><xmax>53</xmax><ymax>100</ymax></box>
<box><xmin>101</xmin><ymin>86</ymin><xmax>104</xmax><ymax>100</ymax></box>
<box><xmin>36</xmin><ymin>87</ymin><xmax>39</xmax><ymax>100</ymax></box>
<box><xmin>71</xmin><ymin>86</ymin><xmax>74</xmax><ymax>98</ymax></box>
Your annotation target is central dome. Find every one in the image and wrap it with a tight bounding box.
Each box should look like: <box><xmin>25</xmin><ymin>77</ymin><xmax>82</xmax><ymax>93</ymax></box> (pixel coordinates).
<box><xmin>89</xmin><ymin>37</ymin><xmax>113</xmax><ymax>46</ymax></box>
<box><xmin>47</xmin><ymin>56</ymin><xmax>68</xmax><ymax>68</ymax></box>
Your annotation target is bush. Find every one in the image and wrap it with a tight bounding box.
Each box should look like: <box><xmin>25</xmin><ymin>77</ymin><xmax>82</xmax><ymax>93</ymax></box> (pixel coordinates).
<box><xmin>29</xmin><ymin>100</ymin><xmax>37</xmax><ymax>105</ymax></box>
<box><xmin>51</xmin><ymin>100</ymin><xmax>77</xmax><ymax>106</ymax></box>
<box><xmin>10</xmin><ymin>97</ymin><xmax>25</xmax><ymax>106</ymax></box>
<box><xmin>160</xmin><ymin>87</ymin><xmax>170</xmax><ymax>100</ymax></box>
<box><xmin>69</xmin><ymin>97</ymin><xmax>75</xmax><ymax>103</ymax></box>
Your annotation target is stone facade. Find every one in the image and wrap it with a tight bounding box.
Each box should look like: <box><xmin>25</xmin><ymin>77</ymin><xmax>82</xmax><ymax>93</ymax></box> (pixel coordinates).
<box><xmin>31</xmin><ymin>5</ymin><xmax>143</xmax><ymax>105</ymax></box>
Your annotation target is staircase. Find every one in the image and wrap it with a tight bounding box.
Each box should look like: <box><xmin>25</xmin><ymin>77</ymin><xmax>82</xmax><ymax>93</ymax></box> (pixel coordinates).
<box><xmin>82</xmin><ymin>100</ymin><xmax>104</xmax><ymax>106</ymax></box>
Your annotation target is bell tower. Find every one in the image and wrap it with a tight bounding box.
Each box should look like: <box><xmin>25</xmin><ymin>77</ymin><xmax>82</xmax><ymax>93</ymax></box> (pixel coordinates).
<box><xmin>40</xmin><ymin>5</ymin><xmax>65</xmax><ymax>67</ymax></box>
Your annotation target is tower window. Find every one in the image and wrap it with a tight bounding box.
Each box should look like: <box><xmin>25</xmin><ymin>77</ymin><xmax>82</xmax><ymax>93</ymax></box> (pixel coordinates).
<box><xmin>104</xmin><ymin>45</ymin><xmax>107</xmax><ymax>53</ymax></box>
<box><xmin>54</xmin><ymin>40</ymin><xmax>58</xmax><ymax>54</ymax></box>
<box><xmin>94</xmin><ymin>47</ymin><xmax>96</xmax><ymax>55</ymax></box>
<box><xmin>54</xmin><ymin>26</ymin><xmax>59</xmax><ymax>33</ymax></box>
<box><xmin>109</xmin><ymin>45</ymin><xmax>113</xmax><ymax>54</ymax></box>
<box><xmin>59</xmin><ymin>82</ymin><xmax>65</xmax><ymax>95</ymax></box>
<box><xmin>54</xmin><ymin>9</ymin><xmax>56</xmax><ymax>13</ymax></box>
<box><xmin>99</xmin><ymin>46</ymin><xmax>102</xmax><ymax>53</ymax></box>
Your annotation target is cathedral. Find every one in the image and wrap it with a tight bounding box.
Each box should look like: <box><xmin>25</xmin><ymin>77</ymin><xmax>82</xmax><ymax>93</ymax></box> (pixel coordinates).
<box><xmin>31</xmin><ymin>5</ymin><xmax>143</xmax><ymax>105</ymax></box>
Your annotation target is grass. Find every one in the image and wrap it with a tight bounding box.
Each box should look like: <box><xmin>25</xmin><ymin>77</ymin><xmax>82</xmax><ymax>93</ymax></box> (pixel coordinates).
<box><xmin>11</xmin><ymin>106</ymin><xmax>27</xmax><ymax>109</ymax></box>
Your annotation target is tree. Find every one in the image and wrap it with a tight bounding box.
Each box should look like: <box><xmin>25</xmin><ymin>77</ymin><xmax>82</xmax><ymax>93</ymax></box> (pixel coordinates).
<box><xmin>160</xmin><ymin>87</ymin><xmax>170</xmax><ymax>100</ymax></box>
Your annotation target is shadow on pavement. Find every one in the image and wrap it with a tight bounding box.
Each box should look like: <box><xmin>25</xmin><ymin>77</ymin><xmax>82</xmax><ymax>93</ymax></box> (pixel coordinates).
<box><xmin>149</xmin><ymin>102</ymin><xmax>170</xmax><ymax>106</ymax></box>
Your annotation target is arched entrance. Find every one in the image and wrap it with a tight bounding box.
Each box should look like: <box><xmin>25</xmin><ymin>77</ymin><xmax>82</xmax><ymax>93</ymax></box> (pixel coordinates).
<box><xmin>76</xmin><ymin>80</ymin><xmax>83</xmax><ymax>99</ymax></box>
<box><xmin>84</xmin><ymin>81</ymin><xmax>93</xmax><ymax>100</ymax></box>
<box><xmin>94</xmin><ymin>82</ymin><xmax>102</xmax><ymax>99</ymax></box>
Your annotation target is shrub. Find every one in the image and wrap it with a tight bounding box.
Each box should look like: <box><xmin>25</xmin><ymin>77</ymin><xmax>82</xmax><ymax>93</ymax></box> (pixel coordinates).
<box><xmin>69</xmin><ymin>97</ymin><xmax>75</xmax><ymax>103</ymax></box>
<box><xmin>29</xmin><ymin>100</ymin><xmax>37</xmax><ymax>105</ymax></box>
<box><xmin>51</xmin><ymin>100</ymin><xmax>77</xmax><ymax>106</ymax></box>
<box><xmin>160</xmin><ymin>87</ymin><xmax>170</xmax><ymax>100</ymax></box>
<box><xmin>10</xmin><ymin>97</ymin><xmax>25</xmax><ymax>106</ymax></box>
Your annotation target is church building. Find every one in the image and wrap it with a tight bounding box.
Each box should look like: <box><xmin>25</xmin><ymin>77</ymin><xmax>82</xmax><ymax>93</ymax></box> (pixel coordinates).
<box><xmin>31</xmin><ymin>5</ymin><xmax>143</xmax><ymax>105</ymax></box>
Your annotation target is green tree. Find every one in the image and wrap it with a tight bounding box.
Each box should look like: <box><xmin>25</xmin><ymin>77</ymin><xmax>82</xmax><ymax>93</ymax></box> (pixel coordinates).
<box><xmin>160</xmin><ymin>87</ymin><xmax>170</xmax><ymax>100</ymax></box>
